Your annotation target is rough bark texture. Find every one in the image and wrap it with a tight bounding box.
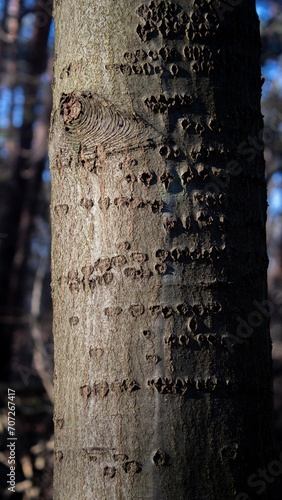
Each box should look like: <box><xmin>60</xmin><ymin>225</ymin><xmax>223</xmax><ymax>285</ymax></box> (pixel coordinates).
<box><xmin>50</xmin><ymin>1</ymin><xmax>276</xmax><ymax>499</ymax></box>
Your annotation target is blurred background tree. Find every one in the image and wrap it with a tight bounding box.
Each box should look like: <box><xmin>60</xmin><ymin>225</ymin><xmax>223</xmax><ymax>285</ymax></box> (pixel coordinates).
<box><xmin>258</xmin><ymin>2</ymin><xmax>282</xmax><ymax>483</ymax></box>
<box><xmin>0</xmin><ymin>0</ymin><xmax>281</xmax><ymax>498</ymax></box>
<box><xmin>0</xmin><ymin>1</ymin><xmax>53</xmax><ymax>498</ymax></box>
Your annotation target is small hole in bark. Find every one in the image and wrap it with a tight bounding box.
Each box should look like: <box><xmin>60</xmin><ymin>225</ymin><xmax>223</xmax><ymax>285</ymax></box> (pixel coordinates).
<box><xmin>192</xmin><ymin>304</ymin><xmax>204</xmax><ymax>316</ymax></box>
<box><xmin>143</xmin><ymin>330</ymin><xmax>154</xmax><ymax>339</ymax></box>
<box><xmin>170</xmin><ymin>64</ymin><xmax>178</xmax><ymax>76</ymax></box>
<box><xmin>177</xmin><ymin>303</ymin><xmax>189</xmax><ymax>316</ymax></box>
<box><xmin>103</xmin><ymin>466</ymin><xmax>116</xmax><ymax>478</ymax></box>
<box><xmin>156</xmin><ymin>249</ymin><xmax>170</xmax><ymax>262</ymax></box>
<box><xmin>139</xmin><ymin>171</ymin><xmax>155</xmax><ymax>186</ymax></box>
<box><xmin>187</xmin><ymin>316</ymin><xmax>198</xmax><ymax>332</ymax></box>
<box><xmin>159</xmin><ymin>145</ymin><xmax>171</xmax><ymax>158</ymax></box>
<box><xmin>155</xmin><ymin>263</ymin><xmax>167</xmax><ymax>275</ymax></box>
<box><xmin>123</xmin><ymin>461</ymin><xmax>142</xmax><ymax>474</ymax></box>
<box><xmin>146</xmin><ymin>354</ymin><xmax>159</xmax><ymax>364</ymax></box>
<box><xmin>69</xmin><ymin>316</ymin><xmax>79</xmax><ymax>326</ymax></box>
<box><xmin>56</xmin><ymin>418</ymin><xmax>64</xmax><ymax>429</ymax></box>
<box><xmin>129</xmin><ymin>304</ymin><xmax>144</xmax><ymax>317</ymax></box>
<box><xmin>55</xmin><ymin>451</ymin><xmax>63</xmax><ymax>462</ymax></box>
<box><xmin>153</xmin><ymin>450</ymin><xmax>169</xmax><ymax>467</ymax></box>
<box><xmin>179</xmin><ymin>334</ymin><xmax>189</xmax><ymax>345</ymax></box>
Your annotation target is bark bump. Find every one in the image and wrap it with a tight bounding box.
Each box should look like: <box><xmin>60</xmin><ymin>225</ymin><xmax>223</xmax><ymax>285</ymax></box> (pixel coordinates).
<box><xmin>60</xmin><ymin>91</ymin><xmax>161</xmax><ymax>157</ymax></box>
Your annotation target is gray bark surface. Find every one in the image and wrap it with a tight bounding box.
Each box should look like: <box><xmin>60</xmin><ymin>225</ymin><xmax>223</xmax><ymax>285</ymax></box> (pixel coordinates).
<box><xmin>49</xmin><ymin>1</ymin><xmax>276</xmax><ymax>498</ymax></box>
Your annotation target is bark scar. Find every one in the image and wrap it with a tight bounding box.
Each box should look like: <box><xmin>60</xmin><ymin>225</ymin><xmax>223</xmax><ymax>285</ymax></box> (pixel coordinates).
<box><xmin>62</xmin><ymin>96</ymin><xmax>81</xmax><ymax>123</ymax></box>
<box><xmin>59</xmin><ymin>91</ymin><xmax>162</xmax><ymax>156</ymax></box>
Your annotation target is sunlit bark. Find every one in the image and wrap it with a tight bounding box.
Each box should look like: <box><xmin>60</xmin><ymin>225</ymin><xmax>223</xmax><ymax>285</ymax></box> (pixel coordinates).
<box><xmin>50</xmin><ymin>1</ymin><xmax>276</xmax><ymax>498</ymax></box>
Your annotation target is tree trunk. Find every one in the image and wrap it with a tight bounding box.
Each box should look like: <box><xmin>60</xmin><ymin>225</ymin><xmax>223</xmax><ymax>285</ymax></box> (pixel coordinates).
<box><xmin>50</xmin><ymin>1</ymin><xmax>276</xmax><ymax>498</ymax></box>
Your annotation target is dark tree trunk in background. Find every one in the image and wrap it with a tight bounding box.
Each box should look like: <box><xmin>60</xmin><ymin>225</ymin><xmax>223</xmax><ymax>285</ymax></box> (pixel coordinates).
<box><xmin>0</xmin><ymin>0</ymin><xmax>53</xmax><ymax>381</ymax></box>
<box><xmin>50</xmin><ymin>1</ymin><xmax>276</xmax><ymax>498</ymax></box>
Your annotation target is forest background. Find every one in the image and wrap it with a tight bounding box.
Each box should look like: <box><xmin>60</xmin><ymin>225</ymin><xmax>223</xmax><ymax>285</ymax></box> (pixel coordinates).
<box><xmin>0</xmin><ymin>0</ymin><xmax>281</xmax><ymax>498</ymax></box>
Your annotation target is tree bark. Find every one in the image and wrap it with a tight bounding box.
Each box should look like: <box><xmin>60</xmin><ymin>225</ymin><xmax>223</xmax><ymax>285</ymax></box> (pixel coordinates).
<box><xmin>50</xmin><ymin>1</ymin><xmax>276</xmax><ymax>498</ymax></box>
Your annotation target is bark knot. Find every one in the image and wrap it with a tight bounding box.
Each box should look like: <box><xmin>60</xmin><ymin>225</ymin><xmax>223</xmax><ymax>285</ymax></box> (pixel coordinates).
<box><xmin>62</xmin><ymin>96</ymin><xmax>81</xmax><ymax>123</ymax></box>
<box><xmin>60</xmin><ymin>91</ymin><xmax>161</xmax><ymax>156</ymax></box>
